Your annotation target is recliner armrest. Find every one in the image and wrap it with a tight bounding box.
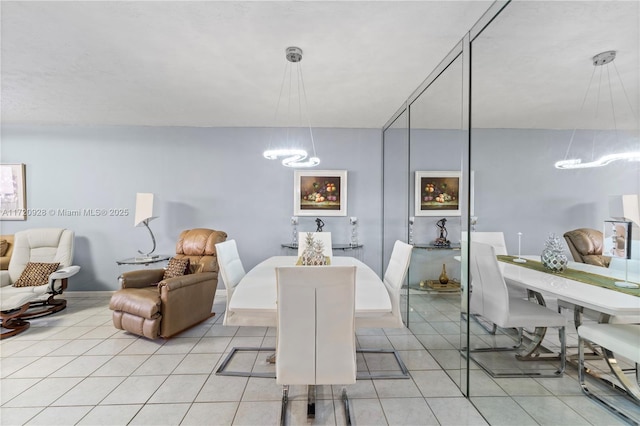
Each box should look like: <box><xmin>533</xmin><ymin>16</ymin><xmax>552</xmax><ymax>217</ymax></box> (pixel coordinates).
<box><xmin>158</xmin><ymin>272</ymin><xmax>217</xmax><ymax>291</ymax></box>
<box><xmin>48</xmin><ymin>265</ymin><xmax>81</xmax><ymax>294</ymax></box>
<box><xmin>50</xmin><ymin>265</ymin><xmax>81</xmax><ymax>280</ymax></box>
<box><xmin>119</xmin><ymin>269</ymin><xmax>166</xmax><ymax>288</ymax></box>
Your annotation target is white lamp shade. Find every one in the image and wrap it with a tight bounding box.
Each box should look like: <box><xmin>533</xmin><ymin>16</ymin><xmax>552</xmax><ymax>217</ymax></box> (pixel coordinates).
<box><xmin>134</xmin><ymin>193</ymin><xmax>157</xmax><ymax>227</ymax></box>
<box><xmin>609</xmin><ymin>194</ymin><xmax>640</xmax><ymax>227</ymax></box>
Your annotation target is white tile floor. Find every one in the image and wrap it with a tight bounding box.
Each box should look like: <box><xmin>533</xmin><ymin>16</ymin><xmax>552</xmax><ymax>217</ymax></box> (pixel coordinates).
<box><xmin>0</xmin><ymin>292</ymin><xmax>637</xmax><ymax>425</ymax></box>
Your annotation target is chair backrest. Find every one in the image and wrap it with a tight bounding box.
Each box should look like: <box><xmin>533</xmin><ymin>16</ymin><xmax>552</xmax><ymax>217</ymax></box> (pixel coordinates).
<box><xmin>297</xmin><ymin>232</ymin><xmax>332</xmax><ymax>258</ymax></box>
<box><xmin>175</xmin><ymin>228</ymin><xmax>227</xmax><ymax>273</ymax></box>
<box><xmin>215</xmin><ymin>240</ymin><xmax>246</xmax><ymax>302</ymax></box>
<box><xmin>275</xmin><ymin>265</ymin><xmax>357</xmax><ymax>386</ymax></box>
<box><xmin>470</xmin><ymin>232</ymin><xmax>508</xmax><ymax>255</ymax></box>
<box><xmin>469</xmin><ymin>242</ymin><xmax>510</xmax><ymax>327</ymax></box>
<box><xmin>383</xmin><ymin>240</ymin><xmax>413</xmax><ymax>326</ymax></box>
<box><xmin>9</xmin><ymin>228</ymin><xmax>74</xmax><ymax>282</ymax></box>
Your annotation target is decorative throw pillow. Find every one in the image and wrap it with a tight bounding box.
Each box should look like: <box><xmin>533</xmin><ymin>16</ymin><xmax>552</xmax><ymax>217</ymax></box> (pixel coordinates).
<box><xmin>0</xmin><ymin>239</ymin><xmax>8</xmax><ymax>257</ymax></box>
<box><xmin>13</xmin><ymin>262</ymin><xmax>60</xmax><ymax>287</ymax></box>
<box><xmin>163</xmin><ymin>257</ymin><xmax>190</xmax><ymax>280</ymax></box>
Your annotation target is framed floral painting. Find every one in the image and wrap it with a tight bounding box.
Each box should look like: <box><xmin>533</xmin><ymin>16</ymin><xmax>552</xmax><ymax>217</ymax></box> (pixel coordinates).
<box><xmin>415</xmin><ymin>171</ymin><xmax>461</xmax><ymax>216</ymax></box>
<box><xmin>294</xmin><ymin>170</ymin><xmax>347</xmax><ymax>216</ymax></box>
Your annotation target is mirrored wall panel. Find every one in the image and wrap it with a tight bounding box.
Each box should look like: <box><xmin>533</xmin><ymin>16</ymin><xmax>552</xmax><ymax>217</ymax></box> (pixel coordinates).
<box><xmin>468</xmin><ymin>0</ymin><xmax>639</xmax><ymax>422</ymax></box>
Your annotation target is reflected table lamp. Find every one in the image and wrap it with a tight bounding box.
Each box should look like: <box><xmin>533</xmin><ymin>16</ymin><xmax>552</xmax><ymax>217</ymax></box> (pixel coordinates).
<box><xmin>134</xmin><ymin>192</ymin><xmax>158</xmax><ymax>260</ymax></box>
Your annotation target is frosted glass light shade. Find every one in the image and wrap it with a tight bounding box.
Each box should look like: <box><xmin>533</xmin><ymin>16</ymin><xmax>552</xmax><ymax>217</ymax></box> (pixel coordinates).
<box><xmin>134</xmin><ymin>193</ymin><xmax>157</xmax><ymax>227</ymax></box>
<box><xmin>609</xmin><ymin>194</ymin><xmax>640</xmax><ymax>227</ymax></box>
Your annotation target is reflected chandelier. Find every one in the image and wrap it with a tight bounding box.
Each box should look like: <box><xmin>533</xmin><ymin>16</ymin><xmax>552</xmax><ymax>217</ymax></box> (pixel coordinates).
<box><xmin>263</xmin><ymin>46</ymin><xmax>320</xmax><ymax>168</ymax></box>
<box><xmin>555</xmin><ymin>51</ymin><xmax>640</xmax><ymax>170</ymax></box>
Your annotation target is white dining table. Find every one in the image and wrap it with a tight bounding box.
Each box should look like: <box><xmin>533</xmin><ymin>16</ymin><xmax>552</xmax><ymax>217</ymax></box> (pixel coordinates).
<box><xmin>500</xmin><ymin>256</ymin><xmax>640</xmax><ymax>319</ymax></box>
<box><xmin>228</xmin><ymin>256</ymin><xmax>392</xmax><ymax>325</ymax></box>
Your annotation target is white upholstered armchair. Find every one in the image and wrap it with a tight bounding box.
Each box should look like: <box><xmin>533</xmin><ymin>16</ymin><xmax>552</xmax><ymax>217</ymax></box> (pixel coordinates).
<box><xmin>0</xmin><ymin>228</ymin><xmax>80</xmax><ymax>337</ymax></box>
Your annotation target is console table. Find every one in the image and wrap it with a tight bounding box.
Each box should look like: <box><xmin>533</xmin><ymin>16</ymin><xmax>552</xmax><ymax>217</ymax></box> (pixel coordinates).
<box><xmin>116</xmin><ymin>255</ymin><xmax>170</xmax><ymax>266</ymax></box>
<box><xmin>280</xmin><ymin>243</ymin><xmax>363</xmax><ymax>260</ymax></box>
<box><xmin>406</xmin><ymin>243</ymin><xmax>461</xmax><ymax>326</ymax></box>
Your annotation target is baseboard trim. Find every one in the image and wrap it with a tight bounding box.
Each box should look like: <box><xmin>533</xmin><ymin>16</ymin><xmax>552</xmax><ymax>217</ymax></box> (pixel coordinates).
<box><xmin>65</xmin><ymin>289</ymin><xmax>227</xmax><ymax>298</ymax></box>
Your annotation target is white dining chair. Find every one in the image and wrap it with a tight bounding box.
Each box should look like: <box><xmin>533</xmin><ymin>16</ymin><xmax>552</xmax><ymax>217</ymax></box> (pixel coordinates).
<box><xmin>215</xmin><ymin>239</ymin><xmax>246</xmax><ymax>326</ymax></box>
<box><xmin>469</xmin><ymin>232</ymin><xmax>529</xmax><ymax>334</ymax></box>
<box><xmin>215</xmin><ymin>239</ymin><xmax>275</xmax><ymax>378</ymax></box>
<box><xmin>469</xmin><ymin>241</ymin><xmax>567</xmax><ymax>377</ymax></box>
<box><xmin>356</xmin><ymin>240</ymin><xmax>412</xmax><ymax>329</ymax></box>
<box><xmin>355</xmin><ymin>240</ymin><xmax>412</xmax><ymax>379</ymax></box>
<box><xmin>297</xmin><ymin>232</ymin><xmax>333</xmax><ymax>258</ymax></box>
<box><xmin>275</xmin><ymin>265</ymin><xmax>356</xmax><ymax>425</ymax></box>
<box><xmin>577</xmin><ymin>323</ymin><xmax>640</xmax><ymax>423</ymax></box>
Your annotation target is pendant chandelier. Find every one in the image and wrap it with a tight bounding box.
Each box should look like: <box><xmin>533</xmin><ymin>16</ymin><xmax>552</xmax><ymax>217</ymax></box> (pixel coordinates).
<box><xmin>555</xmin><ymin>50</ymin><xmax>640</xmax><ymax>169</ymax></box>
<box><xmin>263</xmin><ymin>46</ymin><xmax>320</xmax><ymax>168</ymax></box>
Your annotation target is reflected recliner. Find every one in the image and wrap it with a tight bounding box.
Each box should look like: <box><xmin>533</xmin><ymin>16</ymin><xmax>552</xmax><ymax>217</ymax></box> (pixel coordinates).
<box><xmin>563</xmin><ymin>228</ymin><xmax>611</xmax><ymax>267</ymax></box>
<box><xmin>110</xmin><ymin>228</ymin><xmax>227</xmax><ymax>339</ymax></box>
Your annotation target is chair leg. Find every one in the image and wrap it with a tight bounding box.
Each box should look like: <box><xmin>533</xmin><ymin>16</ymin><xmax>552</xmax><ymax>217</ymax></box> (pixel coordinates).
<box><xmin>578</xmin><ymin>336</ymin><xmax>639</xmax><ymax>424</ymax></box>
<box><xmin>280</xmin><ymin>385</ymin><xmax>289</xmax><ymax>426</ymax></box>
<box><xmin>307</xmin><ymin>385</ymin><xmax>316</xmax><ymax>419</ymax></box>
<box><xmin>342</xmin><ymin>388</ymin><xmax>353</xmax><ymax>426</ymax></box>
<box><xmin>1</xmin><ymin>302</ymin><xmax>31</xmax><ymax>339</ymax></box>
<box><xmin>356</xmin><ymin>348</ymin><xmax>410</xmax><ymax>379</ymax></box>
<box><xmin>469</xmin><ymin>326</ymin><xmax>565</xmax><ymax>378</ymax></box>
<box><xmin>20</xmin><ymin>295</ymin><xmax>67</xmax><ymax>320</ymax></box>
<box><xmin>215</xmin><ymin>347</ymin><xmax>276</xmax><ymax>378</ymax></box>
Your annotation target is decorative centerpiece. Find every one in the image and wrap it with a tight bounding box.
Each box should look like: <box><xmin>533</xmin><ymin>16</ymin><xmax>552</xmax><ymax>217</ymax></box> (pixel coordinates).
<box><xmin>541</xmin><ymin>233</ymin><xmax>568</xmax><ymax>273</ymax></box>
<box><xmin>300</xmin><ymin>232</ymin><xmax>327</xmax><ymax>266</ymax></box>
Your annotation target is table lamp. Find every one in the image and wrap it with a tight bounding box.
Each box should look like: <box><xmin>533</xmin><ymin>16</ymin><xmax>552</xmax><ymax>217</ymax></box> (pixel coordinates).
<box><xmin>134</xmin><ymin>192</ymin><xmax>158</xmax><ymax>260</ymax></box>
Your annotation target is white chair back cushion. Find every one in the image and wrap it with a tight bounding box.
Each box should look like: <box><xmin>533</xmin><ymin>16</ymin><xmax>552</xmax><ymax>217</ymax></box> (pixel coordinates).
<box><xmin>469</xmin><ymin>241</ymin><xmax>510</xmax><ymax>326</ymax></box>
<box><xmin>9</xmin><ymin>229</ymin><xmax>74</xmax><ymax>283</ymax></box>
<box><xmin>297</xmin><ymin>232</ymin><xmax>332</xmax><ymax>258</ymax></box>
<box><xmin>215</xmin><ymin>240</ymin><xmax>246</xmax><ymax>300</ymax></box>
<box><xmin>471</xmin><ymin>232</ymin><xmax>508</xmax><ymax>255</ymax></box>
<box><xmin>275</xmin><ymin>265</ymin><xmax>356</xmax><ymax>386</ymax></box>
<box><xmin>384</xmin><ymin>240</ymin><xmax>412</xmax><ymax>316</ymax></box>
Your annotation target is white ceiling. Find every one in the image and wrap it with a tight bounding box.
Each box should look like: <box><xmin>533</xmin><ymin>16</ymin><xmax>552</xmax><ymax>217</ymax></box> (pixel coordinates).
<box><xmin>1</xmin><ymin>1</ymin><xmax>638</xmax><ymax>130</ymax></box>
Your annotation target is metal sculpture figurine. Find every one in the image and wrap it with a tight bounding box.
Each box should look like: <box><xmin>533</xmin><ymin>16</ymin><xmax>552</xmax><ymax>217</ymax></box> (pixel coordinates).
<box><xmin>315</xmin><ymin>217</ymin><xmax>325</xmax><ymax>232</ymax></box>
<box><xmin>434</xmin><ymin>218</ymin><xmax>450</xmax><ymax>247</ymax></box>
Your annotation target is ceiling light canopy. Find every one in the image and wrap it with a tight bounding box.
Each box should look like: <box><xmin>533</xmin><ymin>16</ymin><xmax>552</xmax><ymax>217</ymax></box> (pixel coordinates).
<box><xmin>263</xmin><ymin>47</ymin><xmax>320</xmax><ymax>168</ymax></box>
<box><xmin>555</xmin><ymin>51</ymin><xmax>639</xmax><ymax>170</ymax></box>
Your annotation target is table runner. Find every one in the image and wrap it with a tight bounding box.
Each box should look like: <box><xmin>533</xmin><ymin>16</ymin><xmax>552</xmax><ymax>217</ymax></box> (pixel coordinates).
<box><xmin>497</xmin><ymin>255</ymin><xmax>640</xmax><ymax>297</ymax></box>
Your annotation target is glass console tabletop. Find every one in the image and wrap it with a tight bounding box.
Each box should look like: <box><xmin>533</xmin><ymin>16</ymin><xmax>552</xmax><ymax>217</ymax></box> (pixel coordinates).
<box><xmin>281</xmin><ymin>243</ymin><xmax>363</xmax><ymax>251</ymax></box>
<box><xmin>116</xmin><ymin>255</ymin><xmax>171</xmax><ymax>266</ymax></box>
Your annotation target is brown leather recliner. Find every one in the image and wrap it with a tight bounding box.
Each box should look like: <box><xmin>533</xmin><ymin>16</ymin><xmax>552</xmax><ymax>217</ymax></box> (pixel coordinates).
<box><xmin>563</xmin><ymin>228</ymin><xmax>611</xmax><ymax>268</ymax></box>
<box><xmin>110</xmin><ymin>228</ymin><xmax>227</xmax><ymax>339</ymax></box>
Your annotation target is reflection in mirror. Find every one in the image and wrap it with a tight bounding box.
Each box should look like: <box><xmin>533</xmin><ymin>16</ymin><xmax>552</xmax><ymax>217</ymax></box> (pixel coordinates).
<box><xmin>383</xmin><ymin>108</ymin><xmax>409</xmax><ymax>325</ymax></box>
<box><xmin>407</xmin><ymin>52</ymin><xmax>467</xmax><ymax>391</ymax></box>
<box><xmin>469</xmin><ymin>0</ymin><xmax>639</xmax><ymax>422</ymax></box>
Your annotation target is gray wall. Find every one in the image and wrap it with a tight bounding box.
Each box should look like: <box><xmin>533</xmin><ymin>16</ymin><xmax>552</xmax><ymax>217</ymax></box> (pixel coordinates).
<box><xmin>2</xmin><ymin>124</ymin><xmax>637</xmax><ymax>292</ymax></box>
<box><xmin>472</xmin><ymin>128</ymin><xmax>640</xmax><ymax>260</ymax></box>
<box><xmin>0</xmin><ymin>124</ymin><xmax>383</xmax><ymax>291</ymax></box>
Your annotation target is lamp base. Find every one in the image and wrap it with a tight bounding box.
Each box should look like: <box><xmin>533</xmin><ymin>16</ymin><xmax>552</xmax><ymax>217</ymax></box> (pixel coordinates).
<box><xmin>614</xmin><ymin>281</ymin><xmax>639</xmax><ymax>289</ymax></box>
<box><xmin>513</xmin><ymin>257</ymin><xmax>527</xmax><ymax>263</ymax></box>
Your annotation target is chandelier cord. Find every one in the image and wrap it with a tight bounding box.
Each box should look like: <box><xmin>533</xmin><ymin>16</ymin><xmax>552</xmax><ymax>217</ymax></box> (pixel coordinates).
<box><xmin>612</xmin><ymin>60</ymin><xmax>637</xmax><ymax>118</ymax></box>
<box><xmin>606</xmin><ymin>63</ymin><xmax>619</xmax><ymax>150</ymax></box>
<box><xmin>298</xmin><ymin>62</ymin><xmax>318</xmax><ymax>158</ymax></box>
<box><xmin>268</xmin><ymin>61</ymin><xmax>291</xmax><ymax>150</ymax></box>
<box><xmin>563</xmin><ymin>64</ymin><xmax>597</xmax><ymax>161</ymax></box>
